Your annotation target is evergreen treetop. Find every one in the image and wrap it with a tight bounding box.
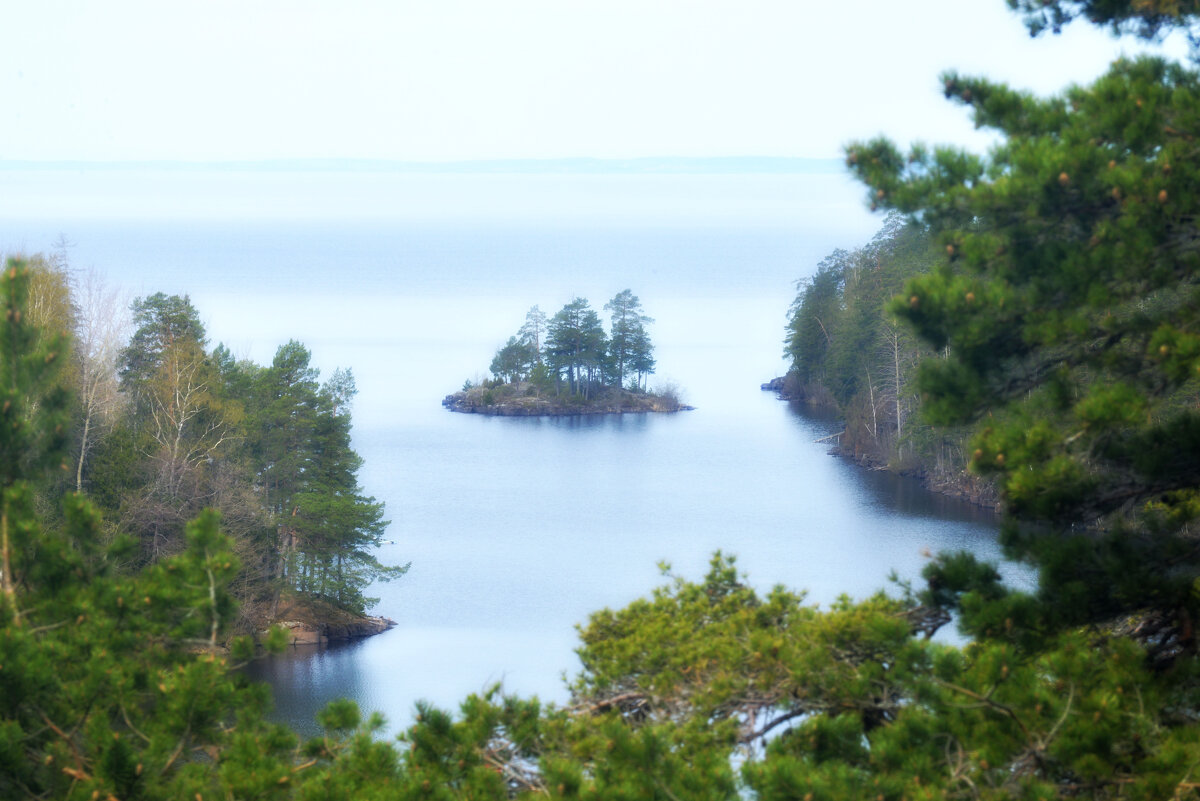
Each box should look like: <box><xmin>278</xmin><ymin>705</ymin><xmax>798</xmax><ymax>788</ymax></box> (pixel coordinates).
<box><xmin>846</xmin><ymin>5</ymin><xmax>1200</xmax><ymax>641</ymax></box>
<box><xmin>1009</xmin><ymin>0</ymin><xmax>1200</xmax><ymax>39</ymax></box>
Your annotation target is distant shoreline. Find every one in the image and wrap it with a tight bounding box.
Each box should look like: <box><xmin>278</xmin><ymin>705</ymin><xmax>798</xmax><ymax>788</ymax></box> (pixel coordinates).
<box><xmin>0</xmin><ymin>156</ymin><xmax>843</xmax><ymax>176</ymax></box>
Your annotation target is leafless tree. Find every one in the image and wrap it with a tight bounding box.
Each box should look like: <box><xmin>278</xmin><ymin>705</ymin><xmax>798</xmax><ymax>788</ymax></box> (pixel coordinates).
<box><xmin>73</xmin><ymin>268</ymin><xmax>129</xmax><ymax>492</ymax></box>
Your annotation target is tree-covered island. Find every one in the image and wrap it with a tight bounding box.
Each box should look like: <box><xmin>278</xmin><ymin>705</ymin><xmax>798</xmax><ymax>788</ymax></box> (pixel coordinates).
<box><xmin>444</xmin><ymin>290</ymin><xmax>690</xmax><ymax>415</ymax></box>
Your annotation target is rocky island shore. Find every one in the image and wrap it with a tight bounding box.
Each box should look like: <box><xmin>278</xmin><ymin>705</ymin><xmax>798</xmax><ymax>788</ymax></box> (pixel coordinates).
<box><xmin>444</xmin><ymin>381</ymin><xmax>692</xmax><ymax>416</ymax></box>
<box><xmin>238</xmin><ymin>592</ymin><xmax>396</xmax><ymax>648</ymax></box>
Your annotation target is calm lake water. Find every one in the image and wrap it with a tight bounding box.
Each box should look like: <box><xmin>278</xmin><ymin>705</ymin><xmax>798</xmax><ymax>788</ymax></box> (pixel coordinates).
<box><xmin>2</xmin><ymin>170</ymin><xmax>1021</xmax><ymax>737</ymax></box>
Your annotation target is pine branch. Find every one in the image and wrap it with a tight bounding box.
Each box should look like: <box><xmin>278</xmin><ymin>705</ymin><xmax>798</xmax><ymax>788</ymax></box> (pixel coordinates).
<box><xmin>747</xmin><ymin>708</ymin><xmax>809</xmax><ymax>742</ymax></box>
<box><xmin>934</xmin><ymin>679</ymin><xmax>1033</xmax><ymax>742</ymax></box>
<box><xmin>36</xmin><ymin>708</ymin><xmax>87</xmax><ymax>779</ymax></box>
<box><xmin>119</xmin><ymin>703</ymin><xmax>152</xmax><ymax>744</ymax></box>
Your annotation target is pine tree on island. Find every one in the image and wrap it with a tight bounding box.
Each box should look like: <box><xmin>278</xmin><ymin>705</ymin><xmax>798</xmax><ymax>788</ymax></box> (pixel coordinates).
<box><xmin>449</xmin><ymin>290</ymin><xmax>679</xmax><ymax>415</ymax></box>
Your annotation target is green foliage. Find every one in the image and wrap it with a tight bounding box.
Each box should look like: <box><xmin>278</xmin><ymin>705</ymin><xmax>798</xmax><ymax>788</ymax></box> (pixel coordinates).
<box><xmin>86</xmin><ymin>294</ymin><xmax>403</xmax><ymax>614</ymax></box>
<box><xmin>18</xmin><ymin>503</ymin><xmax>1179</xmax><ymax>800</ymax></box>
<box><xmin>1009</xmin><ymin>0</ymin><xmax>1200</xmax><ymax>39</ymax></box>
<box><xmin>248</xmin><ymin>344</ymin><xmax>405</xmax><ymax>614</ymax></box>
<box><xmin>545</xmin><ymin>297</ymin><xmax>608</xmax><ymax>398</ymax></box>
<box><xmin>783</xmin><ymin>217</ymin><xmax>985</xmax><ymax>487</ymax></box>
<box><xmin>490</xmin><ymin>336</ymin><xmax>538</xmax><ymax>384</ymax></box>
<box><xmin>19</xmin><ymin>0</ymin><xmax>1200</xmax><ymax>791</ymax></box>
<box><xmin>108</xmin><ymin>292</ymin><xmax>252</xmax><ymax>564</ymax></box>
<box><xmin>0</xmin><ymin>257</ymin><xmax>405</xmax><ymax>652</ymax></box>
<box><xmin>846</xmin><ymin>47</ymin><xmax>1200</xmax><ymax>631</ymax></box>
<box><xmin>571</xmin><ymin>553</ymin><xmax>918</xmax><ymax>742</ymax></box>
<box><xmin>604</xmin><ymin>289</ymin><xmax>655</xmax><ymax>391</ymax></box>
<box><xmin>0</xmin><ymin>270</ymin><xmax>292</xmax><ymax>798</ymax></box>
<box><xmin>118</xmin><ymin>292</ymin><xmax>207</xmax><ymax>397</ymax></box>
<box><xmin>785</xmin><ymin>248</ymin><xmax>846</xmax><ymax>390</ymax></box>
<box><xmin>470</xmin><ymin>294</ymin><xmax>664</xmax><ymax>409</ymax></box>
<box><xmin>0</xmin><ymin>495</ymin><xmax>311</xmax><ymax>800</ymax></box>
<box><xmin>768</xmin><ymin>4</ymin><xmax>1200</xmax><ymax>797</ymax></box>
<box><xmin>0</xmin><ymin>260</ymin><xmax>71</xmax><ymax>491</ymax></box>
<box><xmin>331</xmin><ymin>554</ymin><xmax>1200</xmax><ymax>800</ymax></box>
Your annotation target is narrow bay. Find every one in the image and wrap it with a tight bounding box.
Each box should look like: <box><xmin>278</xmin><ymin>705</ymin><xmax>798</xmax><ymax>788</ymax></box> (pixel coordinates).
<box><xmin>2</xmin><ymin>171</ymin><xmax>1021</xmax><ymax>737</ymax></box>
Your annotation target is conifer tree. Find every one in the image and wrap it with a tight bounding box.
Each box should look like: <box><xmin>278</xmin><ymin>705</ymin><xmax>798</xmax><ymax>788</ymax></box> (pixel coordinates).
<box><xmin>0</xmin><ymin>258</ymin><xmax>302</xmax><ymax>800</ymax></box>
<box><xmin>847</xmin><ymin>9</ymin><xmax>1200</xmax><ymax>640</ymax></box>
<box><xmin>248</xmin><ymin>345</ymin><xmax>404</xmax><ymax>613</ymax></box>
<box><xmin>1009</xmin><ymin>0</ymin><xmax>1200</xmax><ymax>38</ymax></box>
<box><xmin>785</xmin><ymin>249</ymin><xmax>847</xmax><ymax>391</ymax></box>
<box><xmin>604</xmin><ymin>289</ymin><xmax>654</xmax><ymax>390</ymax></box>
<box><xmin>518</xmin><ymin>305</ymin><xmax>548</xmax><ymax>358</ymax></box>
<box><xmin>489</xmin><ymin>335</ymin><xmax>538</xmax><ymax>384</ymax></box>
<box><xmin>546</xmin><ymin>298</ymin><xmax>607</xmax><ymax>398</ymax></box>
<box><xmin>0</xmin><ymin>260</ymin><xmax>71</xmax><ymax>620</ymax></box>
<box><xmin>119</xmin><ymin>293</ymin><xmax>207</xmax><ymax>396</ymax></box>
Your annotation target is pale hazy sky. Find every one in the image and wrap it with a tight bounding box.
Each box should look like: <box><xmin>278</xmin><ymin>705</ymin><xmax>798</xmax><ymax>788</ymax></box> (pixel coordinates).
<box><xmin>1</xmin><ymin>0</ymin><xmax>1184</xmax><ymax>163</ymax></box>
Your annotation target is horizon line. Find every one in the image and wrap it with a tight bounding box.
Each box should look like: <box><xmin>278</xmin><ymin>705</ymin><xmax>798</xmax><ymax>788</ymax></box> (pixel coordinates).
<box><xmin>0</xmin><ymin>156</ymin><xmax>844</xmax><ymax>176</ymax></box>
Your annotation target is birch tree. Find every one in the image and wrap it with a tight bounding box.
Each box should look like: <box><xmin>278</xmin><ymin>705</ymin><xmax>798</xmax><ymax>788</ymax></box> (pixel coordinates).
<box><xmin>120</xmin><ymin>294</ymin><xmax>238</xmax><ymax>558</ymax></box>
<box><xmin>72</xmin><ymin>269</ymin><xmax>128</xmax><ymax>493</ymax></box>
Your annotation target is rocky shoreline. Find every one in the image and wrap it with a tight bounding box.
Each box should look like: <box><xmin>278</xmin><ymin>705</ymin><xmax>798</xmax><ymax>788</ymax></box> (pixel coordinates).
<box><xmin>272</xmin><ymin>614</ymin><xmax>396</xmax><ymax>647</ymax></box>
<box><xmin>761</xmin><ymin>376</ymin><xmax>999</xmax><ymax>511</ymax></box>
<box><xmin>247</xmin><ymin>593</ymin><xmax>397</xmax><ymax>649</ymax></box>
<box><xmin>443</xmin><ymin>382</ymin><xmax>692</xmax><ymax>416</ymax></box>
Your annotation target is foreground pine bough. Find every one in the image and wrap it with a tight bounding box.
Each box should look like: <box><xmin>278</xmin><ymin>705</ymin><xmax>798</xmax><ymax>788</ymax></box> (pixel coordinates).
<box><xmin>16</xmin><ymin>511</ymin><xmax>1200</xmax><ymax>800</ymax></box>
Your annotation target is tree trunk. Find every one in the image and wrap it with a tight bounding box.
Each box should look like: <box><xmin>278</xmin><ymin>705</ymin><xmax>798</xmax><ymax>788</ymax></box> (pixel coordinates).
<box><xmin>892</xmin><ymin>330</ymin><xmax>904</xmax><ymax>458</ymax></box>
<box><xmin>75</xmin><ymin>408</ymin><xmax>92</xmax><ymax>494</ymax></box>
<box><xmin>1</xmin><ymin>505</ymin><xmax>18</xmax><ymax>625</ymax></box>
<box><xmin>866</xmin><ymin>366</ymin><xmax>879</xmax><ymax>442</ymax></box>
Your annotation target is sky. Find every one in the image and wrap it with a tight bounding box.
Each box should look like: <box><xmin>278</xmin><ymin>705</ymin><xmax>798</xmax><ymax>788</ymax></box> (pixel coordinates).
<box><xmin>1</xmin><ymin>0</ymin><xmax>1187</xmax><ymax>165</ymax></box>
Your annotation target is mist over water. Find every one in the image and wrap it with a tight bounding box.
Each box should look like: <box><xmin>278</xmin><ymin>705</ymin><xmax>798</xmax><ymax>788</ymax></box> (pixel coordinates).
<box><xmin>1</xmin><ymin>171</ymin><xmax>1018</xmax><ymax>737</ymax></box>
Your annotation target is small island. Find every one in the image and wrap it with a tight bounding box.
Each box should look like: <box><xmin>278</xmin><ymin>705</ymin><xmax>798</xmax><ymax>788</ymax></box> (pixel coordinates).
<box><xmin>444</xmin><ymin>290</ymin><xmax>691</xmax><ymax>416</ymax></box>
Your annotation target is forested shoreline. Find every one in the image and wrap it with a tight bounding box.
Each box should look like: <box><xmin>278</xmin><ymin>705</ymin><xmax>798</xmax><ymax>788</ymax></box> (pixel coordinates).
<box><xmin>446</xmin><ymin>290</ymin><xmax>689</xmax><ymax>415</ymax></box>
<box><xmin>13</xmin><ymin>251</ymin><xmax>404</xmax><ymax>629</ymax></box>
<box><xmin>782</xmin><ymin>213</ymin><xmax>999</xmax><ymax>507</ymax></box>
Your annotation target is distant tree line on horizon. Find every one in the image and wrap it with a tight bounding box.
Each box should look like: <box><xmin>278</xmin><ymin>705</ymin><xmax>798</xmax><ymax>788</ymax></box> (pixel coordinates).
<box><xmin>482</xmin><ymin>290</ymin><xmax>656</xmax><ymax>398</ymax></box>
